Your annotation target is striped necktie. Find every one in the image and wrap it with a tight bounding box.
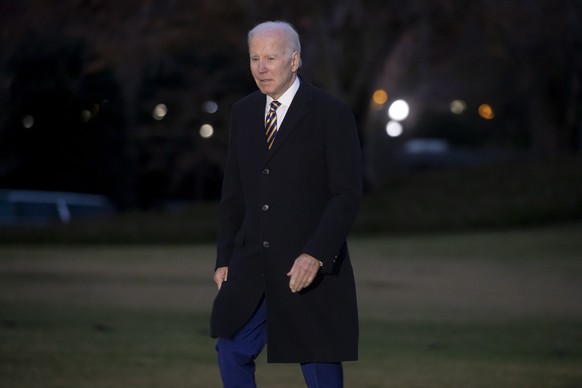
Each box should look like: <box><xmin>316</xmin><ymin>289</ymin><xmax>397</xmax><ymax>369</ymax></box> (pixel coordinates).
<box><xmin>265</xmin><ymin>100</ymin><xmax>281</xmax><ymax>149</ymax></box>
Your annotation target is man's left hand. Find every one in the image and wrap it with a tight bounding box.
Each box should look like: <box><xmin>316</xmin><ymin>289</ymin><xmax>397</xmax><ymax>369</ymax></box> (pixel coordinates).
<box><xmin>287</xmin><ymin>253</ymin><xmax>321</xmax><ymax>293</ymax></box>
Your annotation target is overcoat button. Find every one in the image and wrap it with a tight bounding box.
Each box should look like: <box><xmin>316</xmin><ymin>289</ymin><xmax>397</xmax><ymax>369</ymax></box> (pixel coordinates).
<box><xmin>262</xmin><ymin>169</ymin><xmax>270</xmax><ymax>175</ymax></box>
<box><xmin>261</xmin><ymin>204</ymin><xmax>269</xmax><ymax>211</ymax></box>
<box><xmin>262</xmin><ymin>241</ymin><xmax>270</xmax><ymax>248</ymax></box>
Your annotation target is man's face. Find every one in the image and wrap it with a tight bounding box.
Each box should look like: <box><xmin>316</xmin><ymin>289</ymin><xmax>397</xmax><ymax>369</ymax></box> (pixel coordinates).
<box><xmin>249</xmin><ymin>31</ymin><xmax>299</xmax><ymax>100</ymax></box>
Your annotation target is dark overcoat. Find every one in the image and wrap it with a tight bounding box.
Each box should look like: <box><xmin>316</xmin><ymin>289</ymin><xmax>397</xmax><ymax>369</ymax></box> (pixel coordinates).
<box><xmin>210</xmin><ymin>78</ymin><xmax>363</xmax><ymax>363</ymax></box>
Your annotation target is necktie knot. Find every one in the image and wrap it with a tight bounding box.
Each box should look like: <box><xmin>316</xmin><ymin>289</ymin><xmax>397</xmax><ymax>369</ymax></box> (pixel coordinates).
<box><xmin>265</xmin><ymin>101</ymin><xmax>281</xmax><ymax>149</ymax></box>
<box><xmin>270</xmin><ymin>100</ymin><xmax>281</xmax><ymax>111</ymax></box>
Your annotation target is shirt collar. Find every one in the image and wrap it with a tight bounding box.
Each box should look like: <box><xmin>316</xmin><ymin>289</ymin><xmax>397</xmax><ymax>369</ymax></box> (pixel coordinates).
<box><xmin>266</xmin><ymin>76</ymin><xmax>300</xmax><ymax>108</ymax></box>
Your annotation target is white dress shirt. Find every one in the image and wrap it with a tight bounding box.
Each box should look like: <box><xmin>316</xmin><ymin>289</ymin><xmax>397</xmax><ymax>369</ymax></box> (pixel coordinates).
<box><xmin>265</xmin><ymin>76</ymin><xmax>300</xmax><ymax>129</ymax></box>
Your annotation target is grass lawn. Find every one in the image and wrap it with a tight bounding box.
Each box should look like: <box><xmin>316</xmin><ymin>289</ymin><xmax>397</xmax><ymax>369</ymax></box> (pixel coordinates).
<box><xmin>1</xmin><ymin>223</ymin><xmax>581</xmax><ymax>387</ymax></box>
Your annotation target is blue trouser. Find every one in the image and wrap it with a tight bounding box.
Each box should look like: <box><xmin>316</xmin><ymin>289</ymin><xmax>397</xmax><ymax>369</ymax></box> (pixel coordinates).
<box><xmin>216</xmin><ymin>298</ymin><xmax>343</xmax><ymax>387</ymax></box>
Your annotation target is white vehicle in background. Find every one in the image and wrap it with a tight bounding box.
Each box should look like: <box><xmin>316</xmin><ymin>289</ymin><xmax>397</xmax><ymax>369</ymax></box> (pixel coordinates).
<box><xmin>0</xmin><ymin>189</ymin><xmax>115</xmax><ymax>226</ymax></box>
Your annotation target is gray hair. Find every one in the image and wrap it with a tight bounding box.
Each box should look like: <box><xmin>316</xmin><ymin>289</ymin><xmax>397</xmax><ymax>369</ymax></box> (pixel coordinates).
<box><xmin>248</xmin><ymin>21</ymin><xmax>302</xmax><ymax>66</ymax></box>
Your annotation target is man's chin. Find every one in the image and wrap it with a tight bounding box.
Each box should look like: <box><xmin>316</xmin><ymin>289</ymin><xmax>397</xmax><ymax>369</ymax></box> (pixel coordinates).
<box><xmin>258</xmin><ymin>86</ymin><xmax>273</xmax><ymax>96</ymax></box>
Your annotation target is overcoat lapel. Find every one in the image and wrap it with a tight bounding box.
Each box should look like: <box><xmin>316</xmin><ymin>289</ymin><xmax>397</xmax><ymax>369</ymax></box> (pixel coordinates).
<box><xmin>246</xmin><ymin>93</ymin><xmax>270</xmax><ymax>161</ymax></box>
<box><xmin>265</xmin><ymin>80</ymin><xmax>312</xmax><ymax>163</ymax></box>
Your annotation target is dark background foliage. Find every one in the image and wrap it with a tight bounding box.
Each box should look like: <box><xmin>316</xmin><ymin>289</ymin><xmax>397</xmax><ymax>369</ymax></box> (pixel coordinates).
<box><xmin>0</xmin><ymin>0</ymin><xmax>581</xmax><ymax>233</ymax></box>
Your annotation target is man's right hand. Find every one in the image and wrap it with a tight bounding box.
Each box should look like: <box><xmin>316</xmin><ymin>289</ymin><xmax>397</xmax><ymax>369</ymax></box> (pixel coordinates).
<box><xmin>214</xmin><ymin>267</ymin><xmax>228</xmax><ymax>289</ymax></box>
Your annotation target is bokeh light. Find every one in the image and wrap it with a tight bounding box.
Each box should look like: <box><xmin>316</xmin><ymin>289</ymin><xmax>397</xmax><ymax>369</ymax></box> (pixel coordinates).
<box><xmin>386</xmin><ymin>120</ymin><xmax>403</xmax><ymax>137</ymax></box>
<box><xmin>202</xmin><ymin>100</ymin><xmax>218</xmax><ymax>114</ymax></box>
<box><xmin>388</xmin><ymin>99</ymin><xmax>409</xmax><ymax>121</ymax></box>
<box><xmin>478</xmin><ymin>103</ymin><xmax>495</xmax><ymax>119</ymax></box>
<box><xmin>22</xmin><ymin>115</ymin><xmax>34</xmax><ymax>128</ymax></box>
<box><xmin>199</xmin><ymin>123</ymin><xmax>214</xmax><ymax>138</ymax></box>
<box><xmin>372</xmin><ymin>89</ymin><xmax>388</xmax><ymax>106</ymax></box>
<box><xmin>81</xmin><ymin>109</ymin><xmax>92</xmax><ymax>122</ymax></box>
<box><xmin>450</xmin><ymin>99</ymin><xmax>466</xmax><ymax>114</ymax></box>
<box><xmin>153</xmin><ymin>103</ymin><xmax>168</xmax><ymax>120</ymax></box>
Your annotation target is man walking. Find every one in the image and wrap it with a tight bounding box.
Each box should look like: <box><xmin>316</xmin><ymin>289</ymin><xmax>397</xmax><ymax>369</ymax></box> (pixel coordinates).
<box><xmin>211</xmin><ymin>20</ymin><xmax>363</xmax><ymax>387</ymax></box>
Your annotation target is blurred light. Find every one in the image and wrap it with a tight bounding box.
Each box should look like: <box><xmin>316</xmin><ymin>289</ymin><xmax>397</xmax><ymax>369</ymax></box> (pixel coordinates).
<box><xmin>478</xmin><ymin>103</ymin><xmax>495</xmax><ymax>119</ymax></box>
<box><xmin>199</xmin><ymin>123</ymin><xmax>214</xmax><ymax>138</ymax></box>
<box><xmin>388</xmin><ymin>99</ymin><xmax>409</xmax><ymax>121</ymax></box>
<box><xmin>404</xmin><ymin>138</ymin><xmax>450</xmax><ymax>154</ymax></box>
<box><xmin>81</xmin><ymin>103</ymin><xmax>100</xmax><ymax>123</ymax></box>
<box><xmin>372</xmin><ymin>89</ymin><xmax>388</xmax><ymax>106</ymax></box>
<box><xmin>203</xmin><ymin>100</ymin><xmax>218</xmax><ymax>114</ymax></box>
<box><xmin>22</xmin><ymin>115</ymin><xmax>34</xmax><ymax>128</ymax></box>
<box><xmin>450</xmin><ymin>99</ymin><xmax>466</xmax><ymax>114</ymax></box>
<box><xmin>153</xmin><ymin>103</ymin><xmax>168</xmax><ymax>120</ymax></box>
<box><xmin>91</xmin><ymin>103</ymin><xmax>100</xmax><ymax>115</ymax></box>
<box><xmin>81</xmin><ymin>109</ymin><xmax>92</xmax><ymax>122</ymax></box>
<box><xmin>386</xmin><ymin>120</ymin><xmax>403</xmax><ymax>137</ymax></box>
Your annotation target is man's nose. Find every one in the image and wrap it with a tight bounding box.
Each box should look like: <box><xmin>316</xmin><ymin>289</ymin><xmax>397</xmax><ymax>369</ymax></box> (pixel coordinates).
<box><xmin>258</xmin><ymin>61</ymin><xmax>267</xmax><ymax>72</ymax></box>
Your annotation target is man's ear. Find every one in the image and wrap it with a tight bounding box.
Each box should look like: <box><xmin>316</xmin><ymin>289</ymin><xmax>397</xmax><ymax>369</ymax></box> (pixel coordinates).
<box><xmin>292</xmin><ymin>51</ymin><xmax>300</xmax><ymax>71</ymax></box>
